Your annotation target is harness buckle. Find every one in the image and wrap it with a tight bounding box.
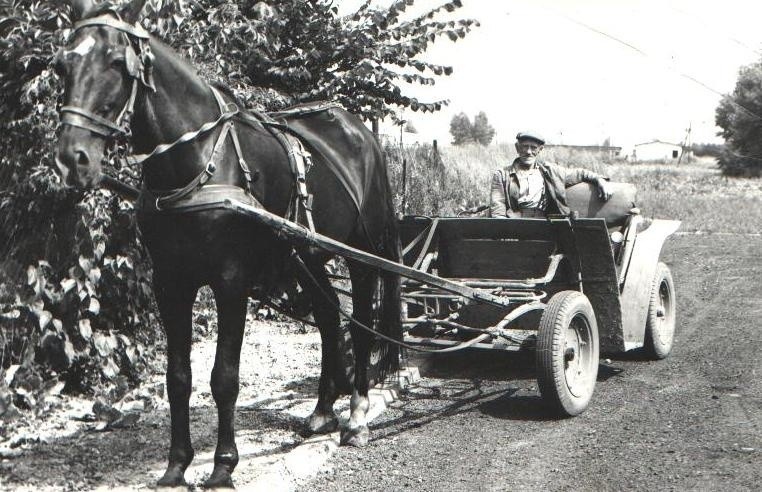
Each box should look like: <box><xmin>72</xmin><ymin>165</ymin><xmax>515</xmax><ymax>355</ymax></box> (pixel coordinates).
<box><xmin>206</xmin><ymin>161</ymin><xmax>217</xmax><ymax>174</ymax></box>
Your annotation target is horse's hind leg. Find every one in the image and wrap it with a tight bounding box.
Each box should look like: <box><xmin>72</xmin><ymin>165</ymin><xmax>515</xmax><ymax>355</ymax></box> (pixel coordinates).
<box><xmin>297</xmin><ymin>257</ymin><xmax>346</xmax><ymax>435</ymax></box>
<box><xmin>341</xmin><ymin>263</ymin><xmax>377</xmax><ymax>447</ymax></box>
<box><xmin>203</xmin><ymin>278</ymin><xmax>249</xmax><ymax>489</ymax></box>
<box><xmin>154</xmin><ymin>275</ymin><xmax>197</xmax><ymax>488</ymax></box>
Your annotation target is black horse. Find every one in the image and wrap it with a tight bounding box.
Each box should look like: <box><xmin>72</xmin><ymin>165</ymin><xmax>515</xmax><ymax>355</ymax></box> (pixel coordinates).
<box><xmin>54</xmin><ymin>0</ymin><xmax>401</xmax><ymax>487</ymax></box>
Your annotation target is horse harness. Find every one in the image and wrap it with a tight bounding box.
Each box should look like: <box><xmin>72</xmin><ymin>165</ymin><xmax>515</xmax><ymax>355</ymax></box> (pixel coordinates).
<box><xmin>59</xmin><ymin>13</ymin><xmax>317</xmax><ymax>231</ymax></box>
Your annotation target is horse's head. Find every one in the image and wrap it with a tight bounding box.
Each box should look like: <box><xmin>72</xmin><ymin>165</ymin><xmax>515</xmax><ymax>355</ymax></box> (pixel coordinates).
<box><xmin>55</xmin><ymin>0</ymin><xmax>152</xmax><ymax>188</ymax></box>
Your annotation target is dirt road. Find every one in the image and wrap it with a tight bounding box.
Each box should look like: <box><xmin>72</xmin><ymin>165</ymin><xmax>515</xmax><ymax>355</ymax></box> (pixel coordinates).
<box><xmin>304</xmin><ymin>234</ymin><xmax>762</xmax><ymax>491</ymax></box>
<box><xmin>2</xmin><ymin>234</ymin><xmax>760</xmax><ymax>491</ymax></box>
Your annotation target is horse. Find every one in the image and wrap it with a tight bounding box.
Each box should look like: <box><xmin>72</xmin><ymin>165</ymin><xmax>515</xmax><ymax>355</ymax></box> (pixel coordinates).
<box><xmin>54</xmin><ymin>0</ymin><xmax>402</xmax><ymax>487</ymax></box>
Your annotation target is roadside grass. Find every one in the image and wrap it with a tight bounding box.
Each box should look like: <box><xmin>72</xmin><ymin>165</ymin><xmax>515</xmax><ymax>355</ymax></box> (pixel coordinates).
<box><xmin>390</xmin><ymin>144</ymin><xmax>762</xmax><ymax>234</ymax></box>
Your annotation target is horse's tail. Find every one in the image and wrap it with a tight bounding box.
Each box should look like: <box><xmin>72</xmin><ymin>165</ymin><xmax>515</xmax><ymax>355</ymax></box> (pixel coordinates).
<box><xmin>375</xmin><ymin>159</ymin><xmax>403</xmax><ymax>382</ymax></box>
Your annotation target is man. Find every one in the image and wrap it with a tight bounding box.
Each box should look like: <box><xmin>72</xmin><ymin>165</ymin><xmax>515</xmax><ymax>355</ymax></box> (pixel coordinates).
<box><xmin>489</xmin><ymin>131</ymin><xmax>613</xmax><ymax>218</ymax></box>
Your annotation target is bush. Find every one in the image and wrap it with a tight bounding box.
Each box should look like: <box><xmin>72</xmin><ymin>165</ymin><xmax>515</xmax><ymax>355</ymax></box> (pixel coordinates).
<box><xmin>0</xmin><ymin>1</ymin><xmax>156</xmax><ymax>413</ymax></box>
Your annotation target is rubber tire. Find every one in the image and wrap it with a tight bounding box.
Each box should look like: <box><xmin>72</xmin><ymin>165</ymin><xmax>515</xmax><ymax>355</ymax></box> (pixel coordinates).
<box><xmin>643</xmin><ymin>262</ymin><xmax>676</xmax><ymax>360</ymax></box>
<box><xmin>536</xmin><ymin>291</ymin><xmax>599</xmax><ymax>417</ymax></box>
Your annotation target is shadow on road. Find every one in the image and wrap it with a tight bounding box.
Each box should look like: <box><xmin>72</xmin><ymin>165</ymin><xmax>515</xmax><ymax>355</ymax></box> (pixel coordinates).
<box><xmin>378</xmin><ymin>349</ymin><xmax>628</xmax><ymax>434</ymax></box>
<box><xmin>2</xmin><ymin>375</ymin><xmax>321</xmax><ymax>490</ymax></box>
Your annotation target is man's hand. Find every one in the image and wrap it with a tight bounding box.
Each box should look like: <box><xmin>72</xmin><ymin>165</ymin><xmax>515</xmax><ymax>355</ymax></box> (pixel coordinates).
<box><xmin>597</xmin><ymin>178</ymin><xmax>613</xmax><ymax>201</ymax></box>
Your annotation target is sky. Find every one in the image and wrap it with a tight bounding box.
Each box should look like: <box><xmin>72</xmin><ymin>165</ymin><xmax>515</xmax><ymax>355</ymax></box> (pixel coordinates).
<box><xmin>338</xmin><ymin>0</ymin><xmax>762</xmax><ymax>150</ymax></box>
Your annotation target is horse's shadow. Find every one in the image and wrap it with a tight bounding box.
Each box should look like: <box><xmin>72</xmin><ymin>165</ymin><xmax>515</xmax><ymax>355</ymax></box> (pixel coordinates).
<box><xmin>2</xmin><ymin>375</ymin><xmax>322</xmax><ymax>490</ymax></box>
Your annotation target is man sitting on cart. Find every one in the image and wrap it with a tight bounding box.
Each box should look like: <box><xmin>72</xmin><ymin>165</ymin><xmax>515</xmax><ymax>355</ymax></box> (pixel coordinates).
<box><xmin>489</xmin><ymin>131</ymin><xmax>613</xmax><ymax>218</ymax></box>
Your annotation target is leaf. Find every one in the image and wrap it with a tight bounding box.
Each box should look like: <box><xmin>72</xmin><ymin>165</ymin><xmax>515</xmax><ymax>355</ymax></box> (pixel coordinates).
<box><xmin>88</xmin><ymin>297</ymin><xmax>100</xmax><ymax>315</ymax></box>
<box><xmin>3</xmin><ymin>365</ymin><xmax>20</xmax><ymax>386</ymax></box>
<box><xmin>93</xmin><ymin>332</ymin><xmax>112</xmax><ymax>357</ymax></box>
<box><xmin>101</xmin><ymin>357</ymin><xmax>119</xmax><ymax>380</ymax></box>
<box><xmin>93</xmin><ymin>242</ymin><xmax>106</xmax><ymax>260</ymax></box>
<box><xmin>78</xmin><ymin>255</ymin><xmax>93</xmax><ymax>272</ymax></box>
<box><xmin>78</xmin><ymin>319</ymin><xmax>92</xmax><ymax>340</ymax></box>
<box><xmin>38</xmin><ymin>310</ymin><xmax>52</xmax><ymax>330</ymax></box>
<box><xmin>26</xmin><ymin>265</ymin><xmax>38</xmax><ymax>286</ymax></box>
<box><xmin>60</xmin><ymin>278</ymin><xmax>76</xmax><ymax>293</ymax></box>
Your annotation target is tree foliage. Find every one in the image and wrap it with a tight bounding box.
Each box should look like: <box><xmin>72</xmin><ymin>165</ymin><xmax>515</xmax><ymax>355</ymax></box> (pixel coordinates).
<box><xmin>715</xmin><ymin>63</ymin><xmax>762</xmax><ymax>176</ymax></box>
<box><xmin>472</xmin><ymin>111</ymin><xmax>495</xmax><ymax>146</ymax></box>
<box><xmin>0</xmin><ymin>1</ymin><xmax>156</xmax><ymax>414</ymax></box>
<box><xmin>449</xmin><ymin>111</ymin><xmax>495</xmax><ymax>146</ymax></box>
<box><xmin>0</xmin><ymin>0</ymin><xmax>478</xmax><ymax>410</ymax></box>
<box><xmin>144</xmin><ymin>0</ymin><xmax>478</xmax><ymax>122</ymax></box>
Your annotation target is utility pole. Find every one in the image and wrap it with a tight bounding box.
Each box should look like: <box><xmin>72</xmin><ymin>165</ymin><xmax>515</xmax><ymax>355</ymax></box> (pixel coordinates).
<box><xmin>677</xmin><ymin>122</ymin><xmax>692</xmax><ymax>165</ymax></box>
<box><xmin>399</xmin><ymin>121</ymin><xmax>407</xmax><ymax>216</ymax></box>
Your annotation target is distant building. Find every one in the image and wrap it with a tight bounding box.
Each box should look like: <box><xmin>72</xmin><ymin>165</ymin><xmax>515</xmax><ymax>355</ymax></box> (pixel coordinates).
<box><xmin>632</xmin><ymin>140</ymin><xmax>684</xmax><ymax>161</ymax></box>
<box><xmin>544</xmin><ymin>144</ymin><xmax>622</xmax><ymax>160</ymax></box>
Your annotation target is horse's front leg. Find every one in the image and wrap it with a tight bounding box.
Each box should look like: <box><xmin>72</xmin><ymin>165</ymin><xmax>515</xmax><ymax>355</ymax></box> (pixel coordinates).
<box><xmin>203</xmin><ymin>278</ymin><xmax>248</xmax><ymax>489</ymax></box>
<box><xmin>154</xmin><ymin>276</ymin><xmax>198</xmax><ymax>488</ymax></box>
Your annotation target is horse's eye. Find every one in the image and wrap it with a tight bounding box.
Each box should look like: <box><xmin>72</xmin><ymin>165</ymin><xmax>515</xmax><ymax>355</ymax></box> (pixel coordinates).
<box><xmin>111</xmin><ymin>57</ymin><xmax>125</xmax><ymax>69</ymax></box>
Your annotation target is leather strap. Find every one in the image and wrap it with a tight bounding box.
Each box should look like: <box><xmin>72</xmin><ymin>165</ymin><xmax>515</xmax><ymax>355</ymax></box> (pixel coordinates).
<box><xmin>73</xmin><ymin>15</ymin><xmax>150</xmax><ymax>39</ymax></box>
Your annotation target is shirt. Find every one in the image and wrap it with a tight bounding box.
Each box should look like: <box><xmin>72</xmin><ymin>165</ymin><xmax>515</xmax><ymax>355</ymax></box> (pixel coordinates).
<box><xmin>513</xmin><ymin>165</ymin><xmax>546</xmax><ymax>210</ymax></box>
<box><xmin>489</xmin><ymin>159</ymin><xmax>605</xmax><ymax>218</ymax></box>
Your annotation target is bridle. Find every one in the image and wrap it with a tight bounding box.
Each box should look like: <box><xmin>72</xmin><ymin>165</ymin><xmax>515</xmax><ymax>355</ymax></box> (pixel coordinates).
<box><xmin>57</xmin><ymin>13</ymin><xmax>314</xmax><ymax>224</ymax></box>
<box><xmin>57</xmin><ymin>13</ymin><xmax>248</xmax><ymax>211</ymax></box>
<box><xmin>59</xmin><ymin>13</ymin><xmax>154</xmax><ymax>141</ymax></box>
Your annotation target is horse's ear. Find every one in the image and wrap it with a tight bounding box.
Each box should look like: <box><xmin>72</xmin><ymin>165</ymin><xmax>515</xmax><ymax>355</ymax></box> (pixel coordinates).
<box><xmin>69</xmin><ymin>0</ymin><xmax>95</xmax><ymax>21</ymax></box>
<box><xmin>119</xmin><ymin>0</ymin><xmax>148</xmax><ymax>24</ymax></box>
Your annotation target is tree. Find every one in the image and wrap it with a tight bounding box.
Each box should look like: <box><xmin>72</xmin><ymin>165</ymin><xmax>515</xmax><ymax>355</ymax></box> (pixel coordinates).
<box><xmin>715</xmin><ymin>63</ymin><xmax>762</xmax><ymax>176</ymax></box>
<box><xmin>150</xmin><ymin>0</ymin><xmax>479</xmax><ymax>123</ymax></box>
<box><xmin>449</xmin><ymin>111</ymin><xmax>495</xmax><ymax>146</ymax></box>
<box><xmin>449</xmin><ymin>112</ymin><xmax>474</xmax><ymax>145</ymax></box>
<box><xmin>472</xmin><ymin>111</ymin><xmax>495</xmax><ymax>146</ymax></box>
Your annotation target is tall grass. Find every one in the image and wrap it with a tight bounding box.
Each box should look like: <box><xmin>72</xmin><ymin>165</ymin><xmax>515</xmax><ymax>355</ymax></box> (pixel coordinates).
<box><xmin>386</xmin><ymin>143</ymin><xmax>762</xmax><ymax>234</ymax></box>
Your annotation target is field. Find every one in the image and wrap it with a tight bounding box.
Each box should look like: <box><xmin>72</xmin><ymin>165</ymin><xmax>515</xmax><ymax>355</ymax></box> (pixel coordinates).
<box><xmin>387</xmin><ymin>142</ymin><xmax>762</xmax><ymax>234</ymax></box>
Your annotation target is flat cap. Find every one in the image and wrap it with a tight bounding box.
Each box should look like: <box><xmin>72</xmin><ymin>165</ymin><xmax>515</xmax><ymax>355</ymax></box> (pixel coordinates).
<box><xmin>516</xmin><ymin>131</ymin><xmax>545</xmax><ymax>145</ymax></box>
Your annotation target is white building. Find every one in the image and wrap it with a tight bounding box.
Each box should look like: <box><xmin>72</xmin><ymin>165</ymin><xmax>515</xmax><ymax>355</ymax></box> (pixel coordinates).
<box><xmin>632</xmin><ymin>140</ymin><xmax>684</xmax><ymax>161</ymax></box>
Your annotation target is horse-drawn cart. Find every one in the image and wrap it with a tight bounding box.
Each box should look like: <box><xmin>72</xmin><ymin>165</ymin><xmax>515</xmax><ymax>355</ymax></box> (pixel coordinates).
<box><xmin>224</xmin><ymin>180</ymin><xmax>680</xmax><ymax>417</ymax></box>
<box><xmin>54</xmin><ymin>4</ymin><xmax>679</xmax><ymax>484</ymax></box>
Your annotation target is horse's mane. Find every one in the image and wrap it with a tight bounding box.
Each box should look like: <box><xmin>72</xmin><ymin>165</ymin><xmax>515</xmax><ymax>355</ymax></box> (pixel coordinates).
<box><xmin>210</xmin><ymin>82</ymin><xmax>246</xmax><ymax>108</ymax></box>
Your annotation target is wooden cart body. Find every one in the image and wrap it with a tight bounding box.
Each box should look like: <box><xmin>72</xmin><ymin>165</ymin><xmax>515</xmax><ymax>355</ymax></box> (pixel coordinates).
<box><xmin>398</xmin><ymin>182</ymin><xmax>680</xmax><ymax>354</ymax></box>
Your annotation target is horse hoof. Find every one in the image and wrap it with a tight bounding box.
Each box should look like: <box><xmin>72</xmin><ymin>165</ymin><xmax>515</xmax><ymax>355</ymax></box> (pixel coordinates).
<box><xmin>340</xmin><ymin>425</ymin><xmax>369</xmax><ymax>447</ymax></box>
<box><xmin>156</xmin><ymin>467</ymin><xmax>188</xmax><ymax>488</ymax></box>
<box><xmin>306</xmin><ymin>412</ymin><xmax>339</xmax><ymax>435</ymax></box>
<box><xmin>202</xmin><ymin>466</ymin><xmax>235</xmax><ymax>489</ymax></box>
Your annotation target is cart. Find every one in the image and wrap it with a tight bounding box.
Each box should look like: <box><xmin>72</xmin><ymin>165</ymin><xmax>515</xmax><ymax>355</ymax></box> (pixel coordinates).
<box><xmin>219</xmin><ymin>180</ymin><xmax>679</xmax><ymax>417</ymax></box>
<box><xmin>398</xmin><ymin>181</ymin><xmax>680</xmax><ymax>416</ymax></box>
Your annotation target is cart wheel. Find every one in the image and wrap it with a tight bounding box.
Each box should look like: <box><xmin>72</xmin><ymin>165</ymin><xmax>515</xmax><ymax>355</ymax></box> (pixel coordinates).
<box><xmin>643</xmin><ymin>262</ymin><xmax>675</xmax><ymax>360</ymax></box>
<box><xmin>536</xmin><ymin>291</ymin><xmax>599</xmax><ymax>417</ymax></box>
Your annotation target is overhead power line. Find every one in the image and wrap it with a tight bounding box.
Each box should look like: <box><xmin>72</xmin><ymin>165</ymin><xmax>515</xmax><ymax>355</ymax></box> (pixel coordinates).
<box><xmin>554</xmin><ymin>11</ymin><xmax>762</xmax><ymax>122</ymax></box>
<box><xmin>509</xmin><ymin>1</ymin><xmax>762</xmax><ymax>124</ymax></box>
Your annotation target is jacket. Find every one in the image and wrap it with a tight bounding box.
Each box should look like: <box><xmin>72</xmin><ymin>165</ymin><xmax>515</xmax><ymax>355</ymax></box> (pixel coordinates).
<box><xmin>489</xmin><ymin>159</ymin><xmax>604</xmax><ymax>217</ymax></box>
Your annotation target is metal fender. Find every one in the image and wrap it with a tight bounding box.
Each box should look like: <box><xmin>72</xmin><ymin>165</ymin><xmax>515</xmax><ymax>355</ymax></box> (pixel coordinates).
<box><xmin>619</xmin><ymin>219</ymin><xmax>681</xmax><ymax>350</ymax></box>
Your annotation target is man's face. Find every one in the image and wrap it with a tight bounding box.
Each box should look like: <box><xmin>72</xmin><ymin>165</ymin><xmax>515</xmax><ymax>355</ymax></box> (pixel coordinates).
<box><xmin>515</xmin><ymin>139</ymin><xmax>543</xmax><ymax>163</ymax></box>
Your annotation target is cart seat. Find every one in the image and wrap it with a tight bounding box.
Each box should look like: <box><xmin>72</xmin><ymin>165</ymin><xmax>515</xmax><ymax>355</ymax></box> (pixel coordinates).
<box><xmin>565</xmin><ymin>182</ymin><xmax>637</xmax><ymax>226</ymax></box>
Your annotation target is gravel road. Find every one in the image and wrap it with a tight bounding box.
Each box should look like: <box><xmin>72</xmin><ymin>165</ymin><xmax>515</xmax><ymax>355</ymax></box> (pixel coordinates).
<box><xmin>304</xmin><ymin>234</ymin><xmax>762</xmax><ymax>491</ymax></box>
<box><xmin>2</xmin><ymin>234</ymin><xmax>760</xmax><ymax>491</ymax></box>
